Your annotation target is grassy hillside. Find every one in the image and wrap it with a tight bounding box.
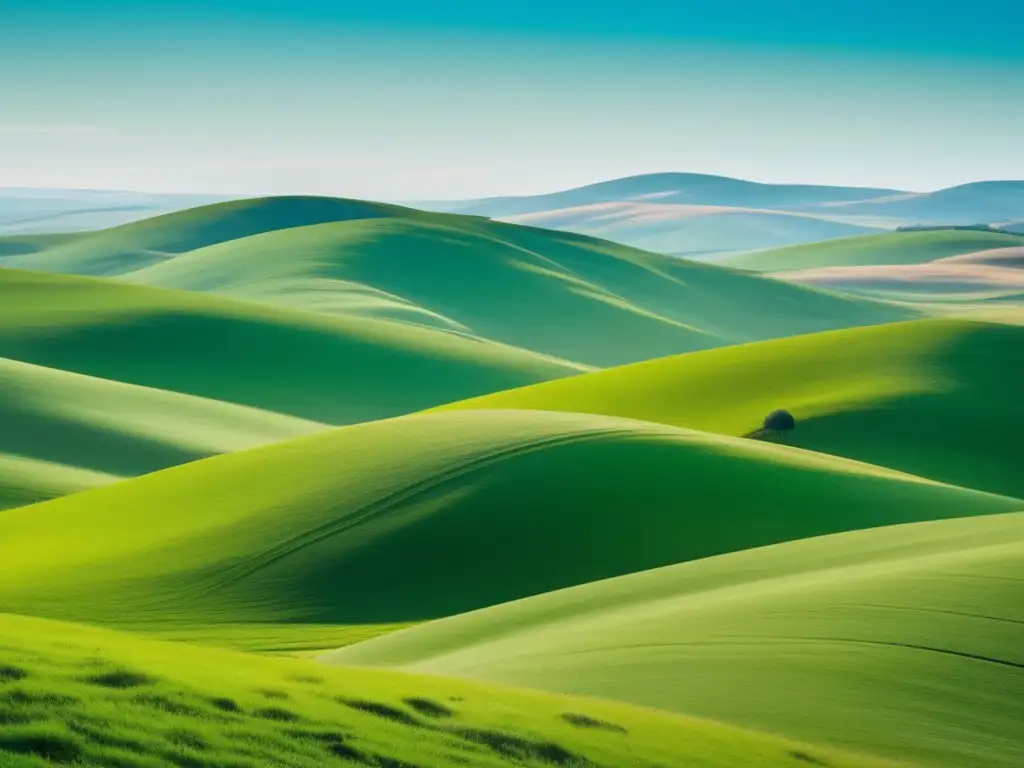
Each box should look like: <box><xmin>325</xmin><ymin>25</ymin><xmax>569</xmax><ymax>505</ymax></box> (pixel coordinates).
<box><xmin>437</xmin><ymin>319</ymin><xmax>1024</xmax><ymax>499</ymax></box>
<box><xmin>501</xmin><ymin>201</ymin><xmax>882</xmax><ymax>255</ymax></box>
<box><xmin>328</xmin><ymin>511</ymin><xmax>1024</xmax><ymax>768</ymax></box>
<box><xmin>0</xmin><ymin>267</ymin><xmax>577</xmax><ymax>424</ymax></box>
<box><xmin>123</xmin><ymin>211</ymin><xmax>915</xmax><ymax>367</ymax></box>
<box><xmin>724</xmin><ymin>230</ymin><xmax>1024</xmax><ymax>272</ymax></box>
<box><xmin>0</xmin><ymin>356</ymin><xmax>325</xmax><ymax>508</ymax></box>
<box><xmin>0</xmin><ymin>196</ymin><xmax>430</xmax><ymax>276</ymax></box>
<box><xmin>0</xmin><ymin>409</ymin><xmax>1015</xmax><ymax>632</ymax></box>
<box><xmin>0</xmin><ymin>614</ymin><xmax>900</xmax><ymax>768</ymax></box>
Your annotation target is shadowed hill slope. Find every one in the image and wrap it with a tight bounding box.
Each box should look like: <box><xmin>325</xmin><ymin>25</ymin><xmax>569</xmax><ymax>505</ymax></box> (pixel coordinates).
<box><xmin>0</xmin><ymin>409</ymin><xmax>1015</xmax><ymax>630</ymax></box>
<box><xmin>725</xmin><ymin>229</ymin><xmax>1024</xmax><ymax>272</ymax></box>
<box><xmin>0</xmin><ymin>267</ymin><xmax>579</xmax><ymax>424</ymax></box>
<box><xmin>124</xmin><ymin>213</ymin><xmax>915</xmax><ymax>367</ymax></box>
<box><xmin>437</xmin><ymin>319</ymin><xmax>1024</xmax><ymax>499</ymax></box>
<box><xmin>327</xmin><ymin>511</ymin><xmax>1024</xmax><ymax>768</ymax></box>
<box><xmin>0</xmin><ymin>356</ymin><xmax>325</xmax><ymax>508</ymax></box>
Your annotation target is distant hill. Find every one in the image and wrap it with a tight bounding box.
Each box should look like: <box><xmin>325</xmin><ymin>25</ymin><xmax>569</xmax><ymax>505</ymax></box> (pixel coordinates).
<box><xmin>0</xmin><ymin>196</ymin><xmax>431</xmax><ymax>276</ymax></box>
<box><xmin>411</xmin><ymin>174</ymin><xmax>1024</xmax><ymax>254</ymax></box>
<box><xmin>413</xmin><ymin>173</ymin><xmax>907</xmax><ymax>218</ymax></box>
<box><xmin>723</xmin><ymin>229</ymin><xmax>1024</xmax><ymax>272</ymax></box>
<box><xmin>501</xmin><ymin>201</ymin><xmax>884</xmax><ymax>255</ymax></box>
<box><xmin>0</xmin><ymin>196</ymin><xmax>915</xmax><ymax>369</ymax></box>
<box><xmin>805</xmin><ymin>180</ymin><xmax>1024</xmax><ymax>223</ymax></box>
<box><xmin>0</xmin><ymin>187</ymin><xmax>229</xmax><ymax>234</ymax></box>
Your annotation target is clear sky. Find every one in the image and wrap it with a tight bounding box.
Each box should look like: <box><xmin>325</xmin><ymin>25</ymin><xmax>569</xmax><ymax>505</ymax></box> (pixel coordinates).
<box><xmin>3</xmin><ymin>1</ymin><xmax>1023</xmax><ymax>199</ymax></box>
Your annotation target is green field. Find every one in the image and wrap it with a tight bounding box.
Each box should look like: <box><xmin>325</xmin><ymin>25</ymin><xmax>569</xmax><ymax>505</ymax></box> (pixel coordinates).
<box><xmin>328</xmin><ymin>511</ymin><xmax>1024</xmax><ymax>768</ymax></box>
<box><xmin>2</xmin><ymin>196</ymin><xmax>1021</xmax><ymax>768</ymax></box>
<box><xmin>0</xmin><ymin>267</ymin><xmax>579</xmax><ymax>424</ymax></box>
<box><xmin>438</xmin><ymin>318</ymin><xmax>1024</xmax><ymax>498</ymax></box>
<box><xmin>3</xmin><ymin>196</ymin><xmax>917</xmax><ymax>368</ymax></box>
<box><xmin>724</xmin><ymin>229</ymin><xmax>1024</xmax><ymax>272</ymax></box>
<box><xmin>6</xmin><ymin>408</ymin><xmax>1015</xmax><ymax>632</ymax></box>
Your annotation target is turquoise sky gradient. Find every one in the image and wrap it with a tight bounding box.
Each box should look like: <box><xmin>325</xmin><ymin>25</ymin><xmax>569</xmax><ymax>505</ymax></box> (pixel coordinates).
<box><xmin>2</xmin><ymin>1</ymin><xmax>1022</xmax><ymax>198</ymax></box>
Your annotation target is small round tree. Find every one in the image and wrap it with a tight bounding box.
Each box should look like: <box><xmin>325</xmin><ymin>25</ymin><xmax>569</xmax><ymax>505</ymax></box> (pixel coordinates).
<box><xmin>763</xmin><ymin>409</ymin><xmax>796</xmax><ymax>431</ymax></box>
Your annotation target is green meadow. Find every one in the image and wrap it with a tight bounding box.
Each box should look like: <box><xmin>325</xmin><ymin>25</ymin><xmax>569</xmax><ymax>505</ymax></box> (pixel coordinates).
<box><xmin>1</xmin><ymin>197</ymin><xmax>1020</xmax><ymax>768</ymax></box>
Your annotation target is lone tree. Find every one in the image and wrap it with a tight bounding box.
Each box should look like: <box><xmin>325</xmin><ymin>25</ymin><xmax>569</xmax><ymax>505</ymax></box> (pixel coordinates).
<box><xmin>762</xmin><ymin>409</ymin><xmax>796</xmax><ymax>432</ymax></box>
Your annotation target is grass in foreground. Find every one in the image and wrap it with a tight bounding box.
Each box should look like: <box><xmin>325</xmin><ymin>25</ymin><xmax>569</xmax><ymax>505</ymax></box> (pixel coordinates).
<box><xmin>0</xmin><ymin>613</ymin><xmax>898</xmax><ymax>768</ymax></box>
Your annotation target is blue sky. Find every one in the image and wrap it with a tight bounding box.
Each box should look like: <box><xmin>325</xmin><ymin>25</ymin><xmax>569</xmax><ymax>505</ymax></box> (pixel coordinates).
<box><xmin>2</xmin><ymin>1</ymin><xmax>1022</xmax><ymax>198</ymax></box>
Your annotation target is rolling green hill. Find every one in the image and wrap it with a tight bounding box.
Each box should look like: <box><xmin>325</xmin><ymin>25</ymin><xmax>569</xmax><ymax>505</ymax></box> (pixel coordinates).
<box><xmin>0</xmin><ymin>356</ymin><xmax>325</xmax><ymax>509</ymax></box>
<box><xmin>0</xmin><ymin>409</ymin><xmax>1015</xmax><ymax>633</ymax></box>
<box><xmin>123</xmin><ymin>209</ymin><xmax>915</xmax><ymax>367</ymax></box>
<box><xmin>437</xmin><ymin>319</ymin><xmax>1024</xmax><ymax>499</ymax></box>
<box><xmin>724</xmin><ymin>229</ymin><xmax>1024</xmax><ymax>272</ymax></box>
<box><xmin>0</xmin><ymin>267</ymin><xmax>578</xmax><ymax>424</ymax></box>
<box><xmin>327</xmin><ymin>511</ymin><xmax>1024</xmax><ymax>768</ymax></box>
<box><xmin>0</xmin><ymin>613</ymin><xmax>900</xmax><ymax>768</ymax></box>
<box><xmin>0</xmin><ymin>196</ymin><xmax>431</xmax><ymax>276</ymax></box>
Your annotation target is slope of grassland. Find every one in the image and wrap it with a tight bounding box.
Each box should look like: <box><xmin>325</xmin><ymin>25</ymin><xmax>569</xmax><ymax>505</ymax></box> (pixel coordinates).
<box><xmin>0</xmin><ymin>614</ymin><xmax>901</xmax><ymax>768</ymax></box>
<box><xmin>437</xmin><ymin>319</ymin><xmax>1024</xmax><ymax>499</ymax></box>
<box><xmin>328</xmin><ymin>511</ymin><xmax>1024</xmax><ymax>768</ymax></box>
<box><xmin>0</xmin><ymin>356</ymin><xmax>325</xmax><ymax>508</ymax></box>
<box><xmin>0</xmin><ymin>196</ymin><xmax>433</xmax><ymax>276</ymax></box>
<box><xmin>724</xmin><ymin>229</ymin><xmax>1024</xmax><ymax>272</ymax></box>
<box><xmin>124</xmin><ymin>212</ymin><xmax>915</xmax><ymax>367</ymax></box>
<box><xmin>0</xmin><ymin>267</ymin><xmax>578</xmax><ymax>424</ymax></box>
<box><xmin>0</xmin><ymin>409</ymin><xmax>1016</xmax><ymax>634</ymax></box>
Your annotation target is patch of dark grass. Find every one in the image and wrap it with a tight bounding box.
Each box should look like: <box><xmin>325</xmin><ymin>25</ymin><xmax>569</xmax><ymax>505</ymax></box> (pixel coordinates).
<box><xmin>371</xmin><ymin>757</ymin><xmax>422</xmax><ymax>768</ymax></box>
<box><xmin>561</xmin><ymin>713</ymin><xmax>627</xmax><ymax>733</ymax></box>
<box><xmin>328</xmin><ymin>741</ymin><xmax>371</xmax><ymax>762</ymax></box>
<box><xmin>84</xmin><ymin>669</ymin><xmax>157</xmax><ymax>689</ymax></box>
<box><xmin>454</xmin><ymin>728</ymin><xmax>592</xmax><ymax>766</ymax></box>
<box><xmin>289</xmin><ymin>674</ymin><xmax>324</xmax><ymax>685</ymax></box>
<box><xmin>0</xmin><ymin>664</ymin><xmax>28</xmax><ymax>683</ymax></box>
<box><xmin>403</xmin><ymin>698</ymin><xmax>454</xmax><ymax>719</ymax></box>
<box><xmin>132</xmin><ymin>694</ymin><xmax>206</xmax><ymax>718</ymax></box>
<box><xmin>791</xmin><ymin>751</ymin><xmax>829</xmax><ymax>766</ymax></box>
<box><xmin>253</xmin><ymin>707</ymin><xmax>302</xmax><ymax>723</ymax></box>
<box><xmin>209</xmin><ymin>696</ymin><xmax>241</xmax><ymax>713</ymax></box>
<box><xmin>1</xmin><ymin>688</ymin><xmax>78</xmax><ymax>706</ymax></box>
<box><xmin>0</xmin><ymin>728</ymin><xmax>84</xmax><ymax>763</ymax></box>
<box><xmin>256</xmin><ymin>688</ymin><xmax>290</xmax><ymax>700</ymax></box>
<box><xmin>164</xmin><ymin>730</ymin><xmax>208</xmax><ymax>751</ymax></box>
<box><xmin>0</xmin><ymin>706</ymin><xmax>35</xmax><ymax>725</ymax></box>
<box><xmin>283</xmin><ymin>727</ymin><xmax>349</xmax><ymax>744</ymax></box>
<box><xmin>338</xmin><ymin>699</ymin><xmax>420</xmax><ymax>726</ymax></box>
<box><xmin>66</xmin><ymin>720</ymin><xmax>148</xmax><ymax>751</ymax></box>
